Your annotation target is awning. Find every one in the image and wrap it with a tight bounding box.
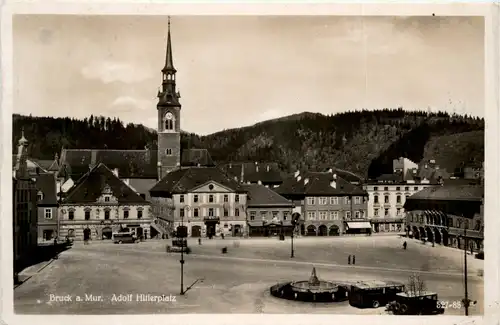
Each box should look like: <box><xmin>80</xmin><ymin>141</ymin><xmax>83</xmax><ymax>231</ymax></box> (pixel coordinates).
<box><xmin>346</xmin><ymin>221</ymin><xmax>372</xmax><ymax>230</ymax></box>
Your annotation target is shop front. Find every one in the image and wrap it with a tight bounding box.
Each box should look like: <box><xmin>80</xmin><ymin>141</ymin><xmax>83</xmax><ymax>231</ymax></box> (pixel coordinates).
<box><xmin>344</xmin><ymin>221</ymin><xmax>372</xmax><ymax>234</ymax></box>
<box><xmin>204</xmin><ymin>216</ymin><xmax>220</xmax><ymax>238</ymax></box>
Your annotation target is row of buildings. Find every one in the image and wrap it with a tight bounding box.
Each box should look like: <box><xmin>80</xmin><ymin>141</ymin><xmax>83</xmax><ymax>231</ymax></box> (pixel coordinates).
<box><xmin>13</xmin><ymin>20</ymin><xmax>485</xmax><ymax>270</ymax></box>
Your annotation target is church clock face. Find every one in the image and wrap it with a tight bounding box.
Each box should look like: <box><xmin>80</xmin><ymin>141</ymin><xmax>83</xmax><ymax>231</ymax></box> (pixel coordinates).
<box><xmin>165</xmin><ymin>112</ymin><xmax>173</xmax><ymax>120</ymax></box>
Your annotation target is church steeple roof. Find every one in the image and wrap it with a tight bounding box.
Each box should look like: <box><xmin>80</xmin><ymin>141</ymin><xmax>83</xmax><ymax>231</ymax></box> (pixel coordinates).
<box><xmin>162</xmin><ymin>16</ymin><xmax>176</xmax><ymax>74</ymax></box>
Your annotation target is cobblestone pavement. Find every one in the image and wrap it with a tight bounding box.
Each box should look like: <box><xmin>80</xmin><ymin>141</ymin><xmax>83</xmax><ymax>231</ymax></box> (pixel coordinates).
<box><xmin>14</xmin><ymin>236</ymin><xmax>483</xmax><ymax>315</ymax></box>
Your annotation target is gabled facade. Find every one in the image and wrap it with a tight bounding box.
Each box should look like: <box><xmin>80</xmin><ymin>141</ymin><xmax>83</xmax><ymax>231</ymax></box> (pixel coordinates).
<box><xmin>150</xmin><ymin>167</ymin><xmax>247</xmax><ymax>238</ymax></box>
<box><xmin>276</xmin><ymin>170</ymin><xmax>369</xmax><ymax>236</ymax></box>
<box><xmin>58</xmin><ymin>163</ymin><xmax>152</xmax><ymax>241</ymax></box>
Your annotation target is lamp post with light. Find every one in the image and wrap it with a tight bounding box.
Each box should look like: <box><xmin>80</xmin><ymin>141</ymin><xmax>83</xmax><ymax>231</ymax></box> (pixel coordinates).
<box><xmin>179</xmin><ymin>205</ymin><xmax>190</xmax><ymax>295</ymax></box>
<box><xmin>291</xmin><ymin>212</ymin><xmax>300</xmax><ymax>258</ymax></box>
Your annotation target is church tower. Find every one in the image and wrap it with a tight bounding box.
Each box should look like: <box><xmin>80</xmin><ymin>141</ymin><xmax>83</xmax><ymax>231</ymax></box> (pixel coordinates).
<box><xmin>157</xmin><ymin>17</ymin><xmax>181</xmax><ymax>177</ymax></box>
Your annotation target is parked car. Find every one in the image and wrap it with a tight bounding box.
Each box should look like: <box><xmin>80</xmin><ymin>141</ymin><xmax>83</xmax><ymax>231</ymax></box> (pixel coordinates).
<box><xmin>113</xmin><ymin>232</ymin><xmax>138</xmax><ymax>244</ymax></box>
<box><xmin>475</xmin><ymin>251</ymin><xmax>484</xmax><ymax>260</ymax></box>
<box><xmin>348</xmin><ymin>280</ymin><xmax>405</xmax><ymax>308</ymax></box>
<box><xmin>386</xmin><ymin>292</ymin><xmax>445</xmax><ymax>315</ymax></box>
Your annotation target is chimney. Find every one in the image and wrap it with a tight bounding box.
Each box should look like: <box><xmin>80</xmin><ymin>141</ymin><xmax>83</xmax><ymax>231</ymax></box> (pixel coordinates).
<box><xmin>240</xmin><ymin>165</ymin><xmax>245</xmax><ymax>183</ymax></box>
<box><xmin>266</xmin><ymin>165</ymin><xmax>270</xmax><ymax>172</ymax></box>
<box><xmin>297</xmin><ymin>176</ymin><xmax>302</xmax><ymax>182</ymax></box>
<box><xmin>113</xmin><ymin>168</ymin><xmax>119</xmax><ymax>177</ymax></box>
<box><xmin>257</xmin><ymin>180</ymin><xmax>262</xmax><ymax>185</ymax></box>
<box><xmin>294</xmin><ymin>170</ymin><xmax>300</xmax><ymax>178</ymax></box>
<box><xmin>304</xmin><ymin>178</ymin><xmax>309</xmax><ymax>185</ymax></box>
<box><xmin>333</xmin><ymin>174</ymin><xmax>337</xmax><ymax>180</ymax></box>
<box><xmin>330</xmin><ymin>181</ymin><xmax>336</xmax><ymax>188</ymax></box>
<box><xmin>229</xmin><ymin>163</ymin><xmax>232</xmax><ymax>168</ymax></box>
<box><xmin>256</xmin><ymin>164</ymin><xmax>259</xmax><ymax>172</ymax></box>
<box><xmin>328</xmin><ymin>168</ymin><xmax>333</xmax><ymax>173</ymax></box>
<box><xmin>157</xmin><ymin>162</ymin><xmax>162</xmax><ymax>181</ymax></box>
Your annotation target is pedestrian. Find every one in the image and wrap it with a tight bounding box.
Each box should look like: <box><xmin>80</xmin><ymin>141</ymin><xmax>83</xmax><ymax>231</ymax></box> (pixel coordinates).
<box><xmin>352</xmin><ymin>255</ymin><xmax>356</xmax><ymax>265</ymax></box>
<box><xmin>221</xmin><ymin>233</ymin><xmax>225</xmax><ymax>240</ymax></box>
<box><xmin>403</xmin><ymin>241</ymin><xmax>407</xmax><ymax>250</ymax></box>
<box><xmin>198</xmin><ymin>238</ymin><xmax>202</xmax><ymax>245</ymax></box>
<box><xmin>348</xmin><ymin>255</ymin><xmax>351</xmax><ymax>265</ymax></box>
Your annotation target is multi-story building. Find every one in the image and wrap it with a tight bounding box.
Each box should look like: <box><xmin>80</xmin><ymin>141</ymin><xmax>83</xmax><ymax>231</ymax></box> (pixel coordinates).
<box><xmin>243</xmin><ymin>184</ymin><xmax>295</xmax><ymax>237</ymax></box>
<box><xmin>404</xmin><ymin>183</ymin><xmax>484</xmax><ymax>251</ymax></box>
<box><xmin>35</xmin><ymin>172</ymin><xmax>59</xmax><ymax>243</ymax></box>
<box><xmin>150</xmin><ymin>167</ymin><xmax>248</xmax><ymax>238</ymax></box>
<box><xmin>58</xmin><ymin>163</ymin><xmax>152</xmax><ymax>241</ymax></box>
<box><xmin>13</xmin><ymin>131</ymin><xmax>38</xmax><ymax>274</ymax></box>
<box><xmin>276</xmin><ymin>170</ymin><xmax>369</xmax><ymax>236</ymax></box>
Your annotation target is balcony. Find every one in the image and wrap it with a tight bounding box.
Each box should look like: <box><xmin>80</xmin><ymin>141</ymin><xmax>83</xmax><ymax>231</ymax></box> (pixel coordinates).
<box><xmin>203</xmin><ymin>216</ymin><xmax>220</xmax><ymax>222</ymax></box>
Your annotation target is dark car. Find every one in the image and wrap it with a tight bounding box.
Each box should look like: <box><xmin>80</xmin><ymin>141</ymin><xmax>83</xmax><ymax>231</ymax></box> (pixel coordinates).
<box><xmin>475</xmin><ymin>251</ymin><xmax>484</xmax><ymax>260</ymax></box>
<box><xmin>386</xmin><ymin>292</ymin><xmax>445</xmax><ymax>315</ymax></box>
<box><xmin>348</xmin><ymin>280</ymin><xmax>405</xmax><ymax>308</ymax></box>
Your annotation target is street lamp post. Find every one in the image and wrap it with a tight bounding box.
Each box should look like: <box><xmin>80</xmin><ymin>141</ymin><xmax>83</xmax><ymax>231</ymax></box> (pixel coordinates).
<box><xmin>291</xmin><ymin>212</ymin><xmax>300</xmax><ymax>258</ymax></box>
<box><xmin>179</xmin><ymin>205</ymin><xmax>191</xmax><ymax>295</ymax></box>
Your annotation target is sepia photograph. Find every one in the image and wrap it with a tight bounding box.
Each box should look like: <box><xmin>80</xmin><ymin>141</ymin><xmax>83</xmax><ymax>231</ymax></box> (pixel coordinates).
<box><xmin>2</xmin><ymin>2</ymin><xmax>498</xmax><ymax>325</ymax></box>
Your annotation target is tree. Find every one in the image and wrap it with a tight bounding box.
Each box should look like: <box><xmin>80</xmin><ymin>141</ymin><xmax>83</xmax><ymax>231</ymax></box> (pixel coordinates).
<box><xmin>406</xmin><ymin>274</ymin><xmax>427</xmax><ymax>296</ymax></box>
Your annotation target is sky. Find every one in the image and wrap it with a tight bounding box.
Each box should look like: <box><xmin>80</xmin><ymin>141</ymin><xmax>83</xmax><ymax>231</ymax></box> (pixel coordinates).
<box><xmin>13</xmin><ymin>15</ymin><xmax>484</xmax><ymax>135</ymax></box>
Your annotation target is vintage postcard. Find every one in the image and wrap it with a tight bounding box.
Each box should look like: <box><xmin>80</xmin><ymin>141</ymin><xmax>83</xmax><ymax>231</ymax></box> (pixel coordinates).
<box><xmin>1</xmin><ymin>1</ymin><xmax>499</xmax><ymax>325</ymax></box>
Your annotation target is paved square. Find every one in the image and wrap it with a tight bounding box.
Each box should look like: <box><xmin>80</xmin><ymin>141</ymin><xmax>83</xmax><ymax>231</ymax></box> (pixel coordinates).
<box><xmin>14</xmin><ymin>236</ymin><xmax>483</xmax><ymax>315</ymax></box>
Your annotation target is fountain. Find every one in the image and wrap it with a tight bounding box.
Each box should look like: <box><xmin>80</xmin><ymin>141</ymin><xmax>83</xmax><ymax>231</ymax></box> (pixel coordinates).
<box><xmin>270</xmin><ymin>267</ymin><xmax>349</xmax><ymax>302</ymax></box>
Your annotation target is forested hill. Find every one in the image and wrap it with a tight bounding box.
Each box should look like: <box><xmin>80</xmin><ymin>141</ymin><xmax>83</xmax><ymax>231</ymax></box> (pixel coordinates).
<box><xmin>12</xmin><ymin>109</ymin><xmax>484</xmax><ymax>178</ymax></box>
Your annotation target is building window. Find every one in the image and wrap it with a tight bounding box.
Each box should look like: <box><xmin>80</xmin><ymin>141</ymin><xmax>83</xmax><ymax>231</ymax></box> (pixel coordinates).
<box><xmin>374</xmin><ymin>195</ymin><xmax>379</xmax><ymax>204</ymax></box>
<box><xmin>307</xmin><ymin>212</ymin><xmax>316</xmax><ymax>220</ymax></box>
<box><xmin>250</xmin><ymin>211</ymin><xmax>256</xmax><ymax>220</ymax></box>
<box><xmin>355</xmin><ymin>211</ymin><xmax>360</xmax><ymax>219</ymax></box>
<box><xmin>44</xmin><ymin>208</ymin><xmax>52</xmax><ymax>219</ymax></box>
<box><xmin>384</xmin><ymin>209</ymin><xmax>389</xmax><ymax>216</ymax></box>
<box><xmin>457</xmin><ymin>218</ymin><xmax>462</xmax><ymax>228</ymax></box>
<box><xmin>396</xmin><ymin>187</ymin><xmax>400</xmax><ymax>191</ymax></box>
<box><xmin>330</xmin><ymin>211</ymin><xmax>338</xmax><ymax>220</ymax></box>
<box><xmin>104</xmin><ymin>210</ymin><xmax>110</xmax><ymax>220</ymax></box>
<box><xmin>209</xmin><ymin>208</ymin><xmax>214</xmax><ymax>217</ymax></box>
<box><xmin>405</xmin><ymin>187</ymin><xmax>409</xmax><ymax>191</ymax></box>
<box><xmin>319</xmin><ymin>211</ymin><xmax>327</xmax><ymax>220</ymax></box>
<box><xmin>414</xmin><ymin>187</ymin><xmax>419</xmax><ymax>191</ymax></box>
<box><xmin>319</xmin><ymin>197</ymin><xmax>327</xmax><ymax>205</ymax></box>
<box><xmin>260</xmin><ymin>211</ymin><xmax>267</xmax><ymax>220</ymax></box>
<box><xmin>307</xmin><ymin>197</ymin><xmax>315</xmax><ymax>205</ymax></box>
<box><xmin>180</xmin><ymin>195</ymin><xmax>185</xmax><ymax>203</ymax></box>
<box><xmin>165</xmin><ymin>148</ymin><xmax>172</xmax><ymax>156</ymax></box>
<box><xmin>396</xmin><ymin>195</ymin><xmax>401</xmax><ymax>204</ymax></box>
<box><xmin>235</xmin><ymin>208</ymin><xmax>240</xmax><ymax>217</ymax></box>
<box><xmin>396</xmin><ymin>208</ymin><xmax>401</xmax><ymax>216</ymax></box>
<box><xmin>223</xmin><ymin>208</ymin><xmax>229</xmax><ymax>217</ymax></box>
<box><xmin>138</xmin><ymin>210</ymin><xmax>143</xmax><ymax>219</ymax></box>
<box><xmin>384</xmin><ymin>196</ymin><xmax>389</xmax><ymax>204</ymax></box>
<box><xmin>384</xmin><ymin>187</ymin><xmax>389</xmax><ymax>191</ymax></box>
<box><xmin>464</xmin><ymin>219</ymin><xmax>469</xmax><ymax>229</ymax></box>
<box><xmin>193</xmin><ymin>208</ymin><xmax>199</xmax><ymax>217</ymax></box>
<box><xmin>85</xmin><ymin>210</ymin><xmax>91</xmax><ymax>220</ymax></box>
<box><xmin>330</xmin><ymin>197</ymin><xmax>339</xmax><ymax>205</ymax></box>
<box><xmin>165</xmin><ymin>114</ymin><xmax>174</xmax><ymax>130</ymax></box>
<box><xmin>37</xmin><ymin>192</ymin><xmax>43</xmax><ymax>201</ymax></box>
<box><xmin>104</xmin><ymin>196</ymin><xmax>110</xmax><ymax>202</ymax></box>
<box><xmin>355</xmin><ymin>197</ymin><xmax>361</xmax><ymax>204</ymax></box>
<box><xmin>283</xmin><ymin>211</ymin><xmax>289</xmax><ymax>220</ymax></box>
<box><xmin>209</xmin><ymin>195</ymin><xmax>214</xmax><ymax>203</ymax></box>
<box><xmin>272</xmin><ymin>211</ymin><xmax>279</xmax><ymax>219</ymax></box>
<box><xmin>68</xmin><ymin>210</ymin><xmax>74</xmax><ymax>220</ymax></box>
<box><xmin>374</xmin><ymin>209</ymin><xmax>379</xmax><ymax>217</ymax></box>
<box><xmin>345</xmin><ymin>211</ymin><xmax>351</xmax><ymax>219</ymax></box>
<box><xmin>180</xmin><ymin>208</ymin><xmax>185</xmax><ymax>218</ymax></box>
<box><xmin>194</xmin><ymin>195</ymin><xmax>199</xmax><ymax>203</ymax></box>
<box><xmin>235</xmin><ymin>195</ymin><xmax>240</xmax><ymax>203</ymax></box>
<box><xmin>223</xmin><ymin>194</ymin><xmax>229</xmax><ymax>202</ymax></box>
<box><xmin>373</xmin><ymin>186</ymin><xmax>378</xmax><ymax>191</ymax></box>
<box><xmin>344</xmin><ymin>197</ymin><xmax>349</xmax><ymax>204</ymax></box>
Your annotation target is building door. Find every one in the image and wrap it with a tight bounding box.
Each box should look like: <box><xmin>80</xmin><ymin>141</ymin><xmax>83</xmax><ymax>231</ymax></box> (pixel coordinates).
<box><xmin>43</xmin><ymin>229</ymin><xmax>54</xmax><ymax>240</ymax></box>
<box><xmin>329</xmin><ymin>225</ymin><xmax>340</xmax><ymax>236</ymax></box>
<box><xmin>136</xmin><ymin>227</ymin><xmax>144</xmax><ymax>238</ymax></box>
<box><xmin>233</xmin><ymin>225</ymin><xmax>242</xmax><ymax>237</ymax></box>
<box><xmin>102</xmin><ymin>227</ymin><xmax>112</xmax><ymax>240</ymax></box>
<box><xmin>206</xmin><ymin>222</ymin><xmax>216</xmax><ymax>238</ymax></box>
<box><xmin>191</xmin><ymin>225</ymin><xmax>201</xmax><ymax>237</ymax></box>
<box><xmin>318</xmin><ymin>225</ymin><xmax>328</xmax><ymax>236</ymax></box>
<box><xmin>306</xmin><ymin>225</ymin><xmax>317</xmax><ymax>236</ymax></box>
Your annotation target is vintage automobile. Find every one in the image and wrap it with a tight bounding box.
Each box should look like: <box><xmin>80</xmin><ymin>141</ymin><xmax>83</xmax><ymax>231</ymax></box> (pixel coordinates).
<box><xmin>113</xmin><ymin>232</ymin><xmax>139</xmax><ymax>244</ymax></box>
<box><xmin>386</xmin><ymin>292</ymin><xmax>445</xmax><ymax>315</ymax></box>
<box><xmin>348</xmin><ymin>280</ymin><xmax>406</xmax><ymax>308</ymax></box>
<box><xmin>166</xmin><ymin>238</ymin><xmax>191</xmax><ymax>254</ymax></box>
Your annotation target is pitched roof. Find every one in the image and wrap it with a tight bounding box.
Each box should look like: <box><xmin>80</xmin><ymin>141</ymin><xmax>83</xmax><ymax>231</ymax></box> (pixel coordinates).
<box><xmin>35</xmin><ymin>173</ymin><xmax>58</xmax><ymax>205</ymax></box>
<box><xmin>150</xmin><ymin>167</ymin><xmax>244</xmax><ymax>196</ymax></box>
<box><xmin>63</xmin><ymin>163</ymin><xmax>149</xmax><ymax>204</ymax></box>
<box><xmin>219</xmin><ymin>162</ymin><xmax>283</xmax><ymax>184</ymax></box>
<box><xmin>322</xmin><ymin>167</ymin><xmax>363</xmax><ymax>183</ymax></box>
<box><xmin>59</xmin><ymin>148</ymin><xmax>215</xmax><ymax>179</ymax></box>
<box><xmin>276</xmin><ymin>172</ymin><xmax>367</xmax><ymax>197</ymax></box>
<box><xmin>31</xmin><ymin>159</ymin><xmax>53</xmax><ymax>171</ymax></box>
<box><xmin>242</xmin><ymin>184</ymin><xmax>293</xmax><ymax>207</ymax></box>
<box><xmin>406</xmin><ymin>184</ymin><xmax>483</xmax><ymax>202</ymax></box>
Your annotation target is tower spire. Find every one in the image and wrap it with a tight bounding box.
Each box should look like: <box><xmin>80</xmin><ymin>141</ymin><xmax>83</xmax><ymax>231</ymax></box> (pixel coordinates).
<box><xmin>163</xmin><ymin>16</ymin><xmax>176</xmax><ymax>74</ymax></box>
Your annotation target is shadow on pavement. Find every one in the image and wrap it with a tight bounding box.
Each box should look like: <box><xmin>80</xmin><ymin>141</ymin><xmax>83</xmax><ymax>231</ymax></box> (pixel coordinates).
<box><xmin>14</xmin><ymin>242</ymin><xmax>73</xmax><ymax>284</ymax></box>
